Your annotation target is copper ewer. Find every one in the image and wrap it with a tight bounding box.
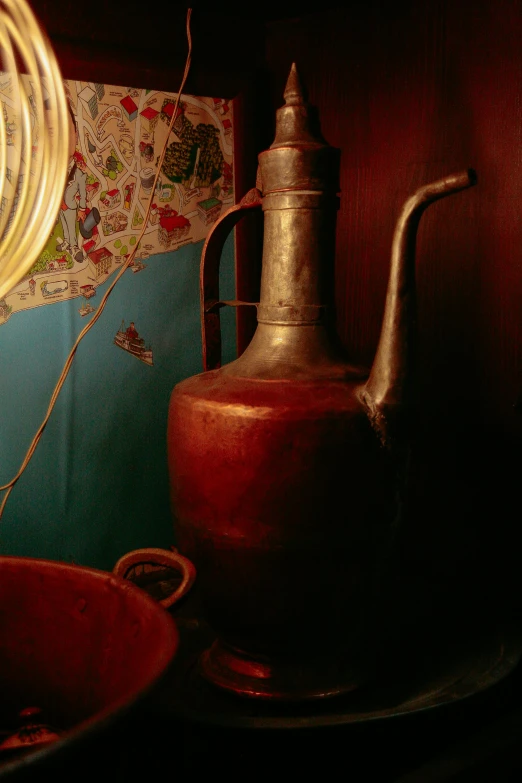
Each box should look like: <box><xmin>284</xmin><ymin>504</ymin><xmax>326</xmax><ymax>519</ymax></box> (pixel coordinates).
<box><xmin>167</xmin><ymin>64</ymin><xmax>476</xmax><ymax>700</ymax></box>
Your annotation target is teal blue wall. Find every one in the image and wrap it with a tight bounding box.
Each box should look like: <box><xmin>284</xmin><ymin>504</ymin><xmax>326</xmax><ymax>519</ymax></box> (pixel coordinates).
<box><xmin>0</xmin><ymin>238</ymin><xmax>236</xmax><ymax>571</ymax></box>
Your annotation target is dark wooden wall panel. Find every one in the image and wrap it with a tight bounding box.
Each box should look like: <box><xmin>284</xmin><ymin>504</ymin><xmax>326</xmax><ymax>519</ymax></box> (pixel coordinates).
<box><xmin>30</xmin><ymin>3</ymin><xmax>266</xmax><ymax>98</ymax></box>
<box><xmin>232</xmin><ymin>68</ymin><xmax>273</xmax><ymax>354</ymax></box>
<box><xmin>264</xmin><ymin>1</ymin><xmax>522</xmax><ymax>437</ymax></box>
<box><xmin>256</xmin><ymin>0</ymin><xmax>522</xmax><ymax>617</ymax></box>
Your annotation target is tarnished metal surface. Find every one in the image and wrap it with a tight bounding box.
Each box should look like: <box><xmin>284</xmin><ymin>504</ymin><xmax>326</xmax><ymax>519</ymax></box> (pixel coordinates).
<box><xmin>168</xmin><ymin>63</ymin><xmax>476</xmax><ymax>700</ymax></box>
<box><xmin>361</xmin><ymin>169</ymin><xmax>477</xmax><ymax>448</ymax></box>
<box><xmin>154</xmin><ymin>600</ymin><xmax>522</xmax><ymax>728</ymax></box>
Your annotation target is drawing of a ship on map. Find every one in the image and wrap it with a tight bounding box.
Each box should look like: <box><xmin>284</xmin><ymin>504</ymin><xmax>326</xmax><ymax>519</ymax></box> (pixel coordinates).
<box><xmin>79</xmin><ymin>301</ymin><xmax>96</xmax><ymax>317</ymax></box>
<box><xmin>129</xmin><ymin>259</ymin><xmax>147</xmax><ymax>273</ymax></box>
<box><xmin>114</xmin><ymin>320</ymin><xmax>153</xmax><ymax>366</ymax></box>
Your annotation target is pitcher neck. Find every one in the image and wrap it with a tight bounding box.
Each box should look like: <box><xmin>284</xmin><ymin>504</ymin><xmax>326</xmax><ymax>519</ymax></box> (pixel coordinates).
<box><xmin>257</xmin><ymin>190</ymin><xmax>339</xmax><ymax>327</ymax></box>
<box><xmin>256</xmin><ymin>63</ymin><xmax>340</xmax><ymax>329</ymax></box>
<box><xmin>223</xmin><ymin>64</ymin><xmax>348</xmax><ymax>380</ymax></box>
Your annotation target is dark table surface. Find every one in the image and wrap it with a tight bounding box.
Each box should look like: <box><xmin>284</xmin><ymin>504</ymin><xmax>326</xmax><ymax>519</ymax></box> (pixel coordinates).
<box><xmin>3</xmin><ymin>582</ymin><xmax>522</xmax><ymax>782</ymax></box>
<box><xmin>111</xmin><ymin>587</ymin><xmax>522</xmax><ymax>782</ymax></box>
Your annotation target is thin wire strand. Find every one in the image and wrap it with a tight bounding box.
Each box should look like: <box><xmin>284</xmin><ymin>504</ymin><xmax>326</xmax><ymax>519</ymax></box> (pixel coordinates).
<box><xmin>0</xmin><ymin>8</ymin><xmax>193</xmax><ymax>520</ymax></box>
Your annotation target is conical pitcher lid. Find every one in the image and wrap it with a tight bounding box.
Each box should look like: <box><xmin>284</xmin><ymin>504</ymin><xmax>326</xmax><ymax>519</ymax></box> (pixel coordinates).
<box><xmin>258</xmin><ymin>63</ymin><xmax>340</xmax><ymax>195</ymax></box>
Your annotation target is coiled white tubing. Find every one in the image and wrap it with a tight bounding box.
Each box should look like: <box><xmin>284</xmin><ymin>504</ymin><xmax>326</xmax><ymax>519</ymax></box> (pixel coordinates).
<box><xmin>0</xmin><ymin>0</ymin><xmax>68</xmax><ymax>300</ymax></box>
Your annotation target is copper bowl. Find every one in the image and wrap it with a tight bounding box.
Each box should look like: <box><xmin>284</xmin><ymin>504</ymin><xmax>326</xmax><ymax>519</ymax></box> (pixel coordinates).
<box><xmin>0</xmin><ymin>556</ymin><xmax>179</xmax><ymax>779</ymax></box>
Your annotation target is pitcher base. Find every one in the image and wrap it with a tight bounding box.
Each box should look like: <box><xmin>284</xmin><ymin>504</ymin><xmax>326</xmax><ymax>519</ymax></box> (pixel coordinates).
<box><xmin>199</xmin><ymin>639</ymin><xmax>363</xmax><ymax>701</ymax></box>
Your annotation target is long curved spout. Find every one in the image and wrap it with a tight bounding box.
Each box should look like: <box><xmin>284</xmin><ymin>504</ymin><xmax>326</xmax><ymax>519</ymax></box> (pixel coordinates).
<box><xmin>361</xmin><ymin>169</ymin><xmax>477</xmax><ymax>448</ymax></box>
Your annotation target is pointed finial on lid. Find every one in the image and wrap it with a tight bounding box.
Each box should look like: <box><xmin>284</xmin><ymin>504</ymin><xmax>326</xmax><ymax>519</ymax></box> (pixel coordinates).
<box><xmin>283</xmin><ymin>63</ymin><xmax>308</xmax><ymax>106</ymax></box>
<box><xmin>270</xmin><ymin>62</ymin><xmax>327</xmax><ymax>148</ymax></box>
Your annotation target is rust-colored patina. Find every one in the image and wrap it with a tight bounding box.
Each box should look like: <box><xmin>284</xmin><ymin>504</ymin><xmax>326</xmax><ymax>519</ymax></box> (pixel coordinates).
<box><xmin>167</xmin><ymin>63</ymin><xmax>476</xmax><ymax>700</ymax></box>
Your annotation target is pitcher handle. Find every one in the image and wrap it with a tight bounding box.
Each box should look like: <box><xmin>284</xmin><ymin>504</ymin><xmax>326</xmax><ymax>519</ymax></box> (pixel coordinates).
<box><xmin>200</xmin><ymin>187</ymin><xmax>262</xmax><ymax>371</ymax></box>
<box><xmin>113</xmin><ymin>547</ymin><xmax>196</xmax><ymax>610</ymax></box>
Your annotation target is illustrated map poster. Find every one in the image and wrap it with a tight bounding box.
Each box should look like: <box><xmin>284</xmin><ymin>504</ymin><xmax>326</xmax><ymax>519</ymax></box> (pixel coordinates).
<box><xmin>0</xmin><ymin>77</ymin><xmax>236</xmax><ymax>569</ymax></box>
<box><xmin>0</xmin><ymin>78</ymin><xmax>234</xmax><ymax>325</ymax></box>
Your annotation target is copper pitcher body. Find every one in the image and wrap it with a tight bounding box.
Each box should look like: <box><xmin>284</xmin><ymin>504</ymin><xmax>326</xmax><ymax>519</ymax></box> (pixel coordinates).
<box><xmin>169</xmin><ymin>371</ymin><xmax>396</xmax><ymax>698</ymax></box>
<box><xmin>167</xmin><ymin>65</ymin><xmax>476</xmax><ymax>700</ymax></box>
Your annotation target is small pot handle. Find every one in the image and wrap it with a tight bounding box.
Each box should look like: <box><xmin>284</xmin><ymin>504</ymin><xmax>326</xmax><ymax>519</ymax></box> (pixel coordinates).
<box><xmin>113</xmin><ymin>547</ymin><xmax>196</xmax><ymax>610</ymax></box>
<box><xmin>200</xmin><ymin>187</ymin><xmax>262</xmax><ymax>371</ymax></box>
